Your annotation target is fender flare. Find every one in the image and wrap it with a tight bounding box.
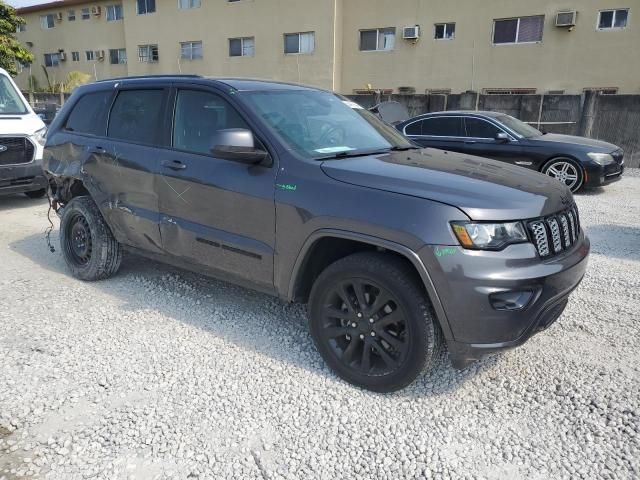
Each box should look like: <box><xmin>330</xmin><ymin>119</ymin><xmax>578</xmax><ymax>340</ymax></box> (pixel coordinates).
<box><xmin>287</xmin><ymin>229</ymin><xmax>454</xmax><ymax>342</ymax></box>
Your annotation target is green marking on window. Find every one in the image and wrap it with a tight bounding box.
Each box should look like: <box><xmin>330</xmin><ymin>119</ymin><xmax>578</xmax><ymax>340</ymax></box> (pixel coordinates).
<box><xmin>277</xmin><ymin>183</ymin><xmax>298</xmax><ymax>191</ymax></box>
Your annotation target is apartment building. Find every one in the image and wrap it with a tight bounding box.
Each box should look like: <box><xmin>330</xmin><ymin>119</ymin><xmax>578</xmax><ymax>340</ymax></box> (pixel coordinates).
<box><xmin>14</xmin><ymin>0</ymin><xmax>640</xmax><ymax>95</ymax></box>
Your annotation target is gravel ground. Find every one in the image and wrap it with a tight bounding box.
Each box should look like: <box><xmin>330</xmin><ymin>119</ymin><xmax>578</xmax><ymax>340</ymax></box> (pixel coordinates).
<box><xmin>1</xmin><ymin>171</ymin><xmax>639</xmax><ymax>480</ymax></box>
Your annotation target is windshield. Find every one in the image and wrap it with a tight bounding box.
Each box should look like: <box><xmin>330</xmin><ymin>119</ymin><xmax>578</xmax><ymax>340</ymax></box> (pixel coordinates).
<box><xmin>0</xmin><ymin>75</ymin><xmax>28</xmax><ymax>115</ymax></box>
<box><xmin>239</xmin><ymin>90</ymin><xmax>415</xmax><ymax>159</ymax></box>
<box><xmin>496</xmin><ymin>114</ymin><xmax>542</xmax><ymax>138</ymax></box>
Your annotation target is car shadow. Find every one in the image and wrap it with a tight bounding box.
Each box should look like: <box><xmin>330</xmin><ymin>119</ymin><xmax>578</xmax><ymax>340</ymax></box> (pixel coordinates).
<box><xmin>584</xmin><ymin>224</ymin><xmax>640</xmax><ymax>261</ymax></box>
<box><xmin>10</xmin><ymin>231</ymin><xmax>500</xmax><ymax>397</ymax></box>
<box><xmin>575</xmin><ymin>187</ymin><xmax>607</xmax><ymax>197</ymax></box>
<box><xmin>0</xmin><ymin>195</ymin><xmax>48</xmax><ymax>212</ymax></box>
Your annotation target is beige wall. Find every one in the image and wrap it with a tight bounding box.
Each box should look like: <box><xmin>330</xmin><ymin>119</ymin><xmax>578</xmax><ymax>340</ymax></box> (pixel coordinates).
<box><xmin>15</xmin><ymin>0</ymin><xmax>127</xmax><ymax>89</ymax></box>
<box><xmin>339</xmin><ymin>0</ymin><xmax>640</xmax><ymax>94</ymax></box>
<box><xmin>14</xmin><ymin>0</ymin><xmax>640</xmax><ymax>94</ymax></box>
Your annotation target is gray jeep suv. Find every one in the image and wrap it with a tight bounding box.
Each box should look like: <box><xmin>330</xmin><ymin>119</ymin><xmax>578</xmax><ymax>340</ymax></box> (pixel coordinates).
<box><xmin>43</xmin><ymin>76</ymin><xmax>589</xmax><ymax>392</ymax></box>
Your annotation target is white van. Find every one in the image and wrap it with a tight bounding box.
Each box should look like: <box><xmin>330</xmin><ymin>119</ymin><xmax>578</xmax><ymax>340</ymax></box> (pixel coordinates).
<box><xmin>0</xmin><ymin>67</ymin><xmax>48</xmax><ymax>198</ymax></box>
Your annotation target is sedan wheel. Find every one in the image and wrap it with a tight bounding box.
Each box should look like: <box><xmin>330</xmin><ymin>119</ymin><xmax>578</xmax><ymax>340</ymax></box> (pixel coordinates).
<box><xmin>543</xmin><ymin>158</ymin><xmax>583</xmax><ymax>192</ymax></box>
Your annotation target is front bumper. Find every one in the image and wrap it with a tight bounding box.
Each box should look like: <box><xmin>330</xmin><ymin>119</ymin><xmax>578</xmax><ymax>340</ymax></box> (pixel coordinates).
<box><xmin>420</xmin><ymin>234</ymin><xmax>590</xmax><ymax>368</ymax></box>
<box><xmin>0</xmin><ymin>162</ymin><xmax>47</xmax><ymax>196</ymax></box>
<box><xmin>583</xmin><ymin>157</ymin><xmax>624</xmax><ymax>188</ymax></box>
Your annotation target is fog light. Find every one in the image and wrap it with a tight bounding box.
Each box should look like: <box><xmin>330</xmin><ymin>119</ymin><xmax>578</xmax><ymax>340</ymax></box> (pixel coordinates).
<box><xmin>489</xmin><ymin>290</ymin><xmax>534</xmax><ymax>311</ymax></box>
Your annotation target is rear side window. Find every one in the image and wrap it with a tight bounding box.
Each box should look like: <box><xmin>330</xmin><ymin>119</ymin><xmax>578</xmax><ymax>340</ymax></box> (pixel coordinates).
<box><xmin>404</xmin><ymin>120</ymin><xmax>423</xmax><ymax>136</ymax></box>
<box><xmin>65</xmin><ymin>91</ymin><xmax>112</xmax><ymax>135</ymax></box>
<box><xmin>107</xmin><ymin>89</ymin><xmax>165</xmax><ymax>145</ymax></box>
<box><xmin>464</xmin><ymin>118</ymin><xmax>502</xmax><ymax>138</ymax></box>
<box><xmin>421</xmin><ymin>117</ymin><xmax>464</xmax><ymax>137</ymax></box>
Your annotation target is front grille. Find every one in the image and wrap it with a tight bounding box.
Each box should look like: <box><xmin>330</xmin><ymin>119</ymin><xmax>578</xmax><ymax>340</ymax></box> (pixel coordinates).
<box><xmin>527</xmin><ymin>205</ymin><xmax>581</xmax><ymax>258</ymax></box>
<box><xmin>0</xmin><ymin>137</ymin><xmax>35</xmax><ymax>166</ymax></box>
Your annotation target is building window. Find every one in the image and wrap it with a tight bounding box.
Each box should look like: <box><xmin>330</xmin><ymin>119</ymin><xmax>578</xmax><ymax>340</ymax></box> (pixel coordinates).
<box><xmin>284</xmin><ymin>32</ymin><xmax>315</xmax><ymax>54</ymax></box>
<box><xmin>483</xmin><ymin>88</ymin><xmax>537</xmax><ymax>95</ymax></box>
<box><xmin>71</xmin><ymin>51</ymin><xmax>80</xmax><ymax>61</ymax></box>
<box><xmin>109</xmin><ymin>48</ymin><xmax>127</xmax><ymax>64</ymax></box>
<box><xmin>493</xmin><ymin>16</ymin><xmax>544</xmax><ymax>44</ymax></box>
<box><xmin>40</xmin><ymin>14</ymin><xmax>55</xmax><ymax>29</ymax></box>
<box><xmin>81</xmin><ymin>8</ymin><xmax>90</xmax><ymax>19</ymax></box>
<box><xmin>44</xmin><ymin>53</ymin><xmax>60</xmax><ymax>67</ymax></box>
<box><xmin>229</xmin><ymin>37</ymin><xmax>255</xmax><ymax>57</ymax></box>
<box><xmin>434</xmin><ymin>23</ymin><xmax>455</xmax><ymax>40</ymax></box>
<box><xmin>138</xmin><ymin>44</ymin><xmax>159</xmax><ymax>62</ymax></box>
<box><xmin>180</xmin><ymin>41</ymin><xmax>203</xmax><ymax>60</ymax></box>
<box><xmin>85</xmin><ymin>50</ymin><xmax>95</xmax><ymax>61</ymax></box>
<box><xmin>106</xmin><ymin>4</ymin><xmax>124</xmax><ymax>21</ymax></box>
<box><xmin>178</xmin><ymin>0</ymin><xmax>201</xmax><ymax>9</ymax></box>
<box><xmin>359</xmin><ymin>28</ymin><xmax>395</xmax><ymax>51</ymax></box>
<box><xmin>137</xmin><ymin>0</ymin><xmax>156</xmax><ymax>14</ymax></box>
<box><xmin>598</xmin><ymin>9</ymin><xmax>629</xmax><ymax>30</ymax></box>
<box><xmin>68</xmin><ymin>9</ymin><xmax>75</xmax><ymax>21</ymax></box>
<box><xmin>16</xmin><ymin>23</ymin><xmax>26</xmax><ymax>32</ymax></box>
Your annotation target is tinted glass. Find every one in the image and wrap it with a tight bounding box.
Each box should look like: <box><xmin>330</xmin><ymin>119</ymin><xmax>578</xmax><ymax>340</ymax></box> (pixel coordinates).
<box><xmin>173</xmin><ymin>90</ymin><xmax>249</xmax><ymax>155</ymax></box>
<box><xmin>240</xmin><ymin>90</ymin><xmax>413</xmax><ymax>158</ymax></box>
<box><xmin>614</xmin><ymin>9</ymin><xmax>628</xmax><ymax>28</ymax></box>
<box><xmin>360</xmin><ymin>30</ymin><xmax>377</xmax><ymax>51</ymax></box>
<box><xmin>599</xmin><ymin>10</ymin><xmax>614</xmax><ymax>28</ymax></box>
<box><xmin>404</xmin><ymin>120</ymin><xmax>423</xmax><ymax>136</ymax></box>
<box><xmin>493</xmin><ymin>19</ymin><xmax>518</xmax><ymax>43</ymax></box>
<box><xmin>229</xmin><ymin>38</ymin><xmax>242</xmax><ymax>56</ymax></box>
<box><xmin>65</xmin><ymin>91</ymin><xmax>112</xmax><ymax>135</ymax></box>
<box><xmin>421</xmin><ymin>117</ymin><xmax>464</xmax><ymax>137</ymax></box>
<box><xmin>284</xmin><ymin>34</ymin><xmax>299</xmax><ymax>54</ymax></box>
<box><xmin>108</xmin><ymin>89</ymin><xmax>165</xmax><ymax>144</ymax></box>
<box><xmin>465</xmin><ymin>118</ymin><xmax>501</xmax><ymax>138</ymax></box>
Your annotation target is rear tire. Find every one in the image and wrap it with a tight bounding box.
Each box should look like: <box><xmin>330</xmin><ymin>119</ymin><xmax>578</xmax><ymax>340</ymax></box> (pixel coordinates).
<box><xmin>542</xmin><ymin>157</ymin><xmax>584</xmax><ymax>192</ymax></box>
<box><xmin>24</xmin><ymin>189</ymin><xmax>46</xmax><ymax>199</ymax></box>
<box><xmin>308</xmin><ymin>252</ymin><xmax>442</xmax><ymax>392</ymax></box>
<box><xmin>60</xmin><ymin>196</ymin><xmax>122</xmax><ymax>281</ymax></box>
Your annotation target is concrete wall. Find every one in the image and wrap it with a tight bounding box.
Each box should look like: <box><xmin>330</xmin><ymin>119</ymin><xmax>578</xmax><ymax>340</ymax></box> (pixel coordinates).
<box><xmin>349</xmin><ymin>92</ymin><xmax>640</xmax><ymax>167</ymax></box>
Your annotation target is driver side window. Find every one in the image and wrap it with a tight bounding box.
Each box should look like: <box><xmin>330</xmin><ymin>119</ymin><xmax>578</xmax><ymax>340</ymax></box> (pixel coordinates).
<box><xmin>464</xmin><ymin>117</ymin><xmax>502</xmax><ymax>139</ymax></box>
<box><xmin>173</xmin><ymin>89</ymin><xmax>249</xmax><ymax>155</ymax></box>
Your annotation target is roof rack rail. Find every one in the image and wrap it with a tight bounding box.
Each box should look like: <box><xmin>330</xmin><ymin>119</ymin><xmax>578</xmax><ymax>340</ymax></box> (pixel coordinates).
<box><xmin>96</xmin><ymin>74</ymin><xmax>202</xmax><ymax>83</ymax></box>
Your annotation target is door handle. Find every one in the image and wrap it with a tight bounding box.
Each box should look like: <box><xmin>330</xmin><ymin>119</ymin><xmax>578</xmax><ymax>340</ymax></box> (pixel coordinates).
<box><xmin>89</xmin><ymin>146</ymin><xmax>106</xmax><ymax>154</ymax></box>
<box><xmin>162</xmin><ymin>160</ymin><xmax>187</xmax><ymax>170</ymax></box>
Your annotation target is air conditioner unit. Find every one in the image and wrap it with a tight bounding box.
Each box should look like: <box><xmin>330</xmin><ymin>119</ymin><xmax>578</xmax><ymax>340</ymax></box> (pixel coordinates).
<box><xmin>96</xmin><ymin>50</ymin><xmax>105</xmax><ymax>60</ymax></box>
<box><xmin>55</xmin><ymin>11</ymin><xmax>63</xmax><ymax>21</ymax></box>
<box><xmin>59</xmin><ymin>51</ymin><xmax>67</xmax><ymax>61</ymax></box>
<box><xmin>91</xmin><ymin>6</ymin><xmax>101</xmax><ymax>16</ymax></box>
<box><xmin>403</xmin><ymin>26</ymin><xmax>420</xmax><ymax>40</ymax></box>
<box><xmin>556</xmin><ymin>11</ymin><xmax>577</xmax><ymax>27</ymax></box>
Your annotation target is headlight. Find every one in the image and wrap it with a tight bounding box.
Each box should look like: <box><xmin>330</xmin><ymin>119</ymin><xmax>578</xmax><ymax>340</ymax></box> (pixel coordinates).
<box><xmin>32</xmin><ymin>126</ymin><xmax>47</xmax><ymax>147</ymax></box>
<box><xmin>451</xmin><ymin>221</ymin><xmax>528</xmax><ymax>250</ymax></box>
<box><xmin>587</xmin><ymin>152</ymin><xmax>613</xmax><ymax>165</ymax></box>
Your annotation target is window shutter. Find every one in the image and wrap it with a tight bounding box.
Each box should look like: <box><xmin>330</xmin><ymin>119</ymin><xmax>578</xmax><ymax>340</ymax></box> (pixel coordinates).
<box><xmin>517</xmin><ymin>16</ymin><xmax>544</xmax><ymax>42</ymax></box>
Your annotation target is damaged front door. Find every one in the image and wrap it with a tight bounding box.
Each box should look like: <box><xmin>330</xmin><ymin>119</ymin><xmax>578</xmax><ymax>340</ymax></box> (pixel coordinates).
<box><xmin>157</xmin><ymin>87</ymin><xmax>276</xmax><ymax>290</ymax></box>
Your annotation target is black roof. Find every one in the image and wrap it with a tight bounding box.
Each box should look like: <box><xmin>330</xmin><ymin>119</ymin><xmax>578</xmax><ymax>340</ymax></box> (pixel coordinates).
<box><xmin>94</xmin><ymin>75</ymin><xmax>320</xmax><ymax>92</ymax></box>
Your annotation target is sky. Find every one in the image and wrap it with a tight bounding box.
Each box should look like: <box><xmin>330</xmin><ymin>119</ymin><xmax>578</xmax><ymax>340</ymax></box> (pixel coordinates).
<box><xmin>8</xmin><ymin>0</ymin><xmax>46</xmax><ymax>7</ymax></box>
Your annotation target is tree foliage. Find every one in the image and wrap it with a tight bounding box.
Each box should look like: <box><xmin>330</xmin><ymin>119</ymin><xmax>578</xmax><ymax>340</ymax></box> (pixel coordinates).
<box><xmin>0</xmin><ymin>1</ymin><xmax>33</xmax><ymax>76</ymax></box>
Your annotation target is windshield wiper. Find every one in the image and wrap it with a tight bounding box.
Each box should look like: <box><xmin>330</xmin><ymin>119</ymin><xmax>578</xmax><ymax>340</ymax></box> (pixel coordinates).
<box><xmin>316</xmin><ymin>146</ymin><xmax>418</xmax><ymax>161</ymax></box>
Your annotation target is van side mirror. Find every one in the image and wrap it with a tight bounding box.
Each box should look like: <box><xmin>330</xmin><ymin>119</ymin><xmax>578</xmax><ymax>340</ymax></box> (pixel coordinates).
<box><xmin>495</xmin><ymin>132</ymin><xmax>510</xmax><ymax>143</ymax></box>
<box><xmin>210</xmin><ymin>129</ymin><xmax>268</xmax><ymax>165</ymax></box>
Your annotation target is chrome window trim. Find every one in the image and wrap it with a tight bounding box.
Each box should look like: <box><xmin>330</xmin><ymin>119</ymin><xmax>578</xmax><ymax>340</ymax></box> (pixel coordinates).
<box><xmin>403</xmin><ymin>114</ymin><xmax>517</xmax><ymax>141</ymax></box>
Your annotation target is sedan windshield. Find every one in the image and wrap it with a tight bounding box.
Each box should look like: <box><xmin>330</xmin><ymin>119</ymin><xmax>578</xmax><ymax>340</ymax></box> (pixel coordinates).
<box><xmin>240</xmin><ymin>90</ymin><xmax>415</xmax><ymax>159</ymax></box>
<box><xmin>496</xmin><ymin>114</ymin><xmax>542</xmax><ymax>139</ymax></box>
<box><xmin>0</xmin><ymin>75</ymin><xmax>28</xmax><ymax>115</ymax></box>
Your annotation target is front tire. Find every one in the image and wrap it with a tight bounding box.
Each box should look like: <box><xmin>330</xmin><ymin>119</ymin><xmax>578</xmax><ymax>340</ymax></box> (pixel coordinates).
<box><xmin>60</xmin><ymin>196</ymin><xmax>122</xmax><ymax>281</ymax></box>
<box><xmin>308</xmin><ymin>252</ymin><xmax>442</xmax><ymax>392</ymax></box>
<box><xmin>542</xmin><ymin>157</ymin><xmax>584</xmax><ymax>192</ymax></box>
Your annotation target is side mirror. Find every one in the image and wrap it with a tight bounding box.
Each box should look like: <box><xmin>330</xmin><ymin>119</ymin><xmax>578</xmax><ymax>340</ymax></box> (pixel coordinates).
<box><xmin>495</xmin><ymin>132</ymin><xmax>511</xmax><ymax>143</ymax></box>
<box><xmin>210</xmin><ymin>128</ymin><xmax>268</xmax><ymax>165</ymax></box>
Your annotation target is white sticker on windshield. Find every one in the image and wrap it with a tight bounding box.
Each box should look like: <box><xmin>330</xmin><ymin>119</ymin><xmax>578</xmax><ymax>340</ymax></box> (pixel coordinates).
<box><xmin>315</xmin><ymin>146</ymin><xmax>356</xmax><ymax>154</ymax></box>
<box><xmin>342</xmin><ymin>100</ymin><xmax>364</xmax><ymax>110</ymax></box>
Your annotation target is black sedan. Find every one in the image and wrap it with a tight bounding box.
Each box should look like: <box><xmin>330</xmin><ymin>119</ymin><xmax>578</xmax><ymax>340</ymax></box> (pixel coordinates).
<box><xmin>395</xmin><ymin>111</ymin><xmax>624</xmax><ymax>192</ymax></box>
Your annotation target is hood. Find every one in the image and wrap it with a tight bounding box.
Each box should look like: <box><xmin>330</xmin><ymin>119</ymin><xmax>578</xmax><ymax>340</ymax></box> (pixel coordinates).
<box><xmin>530</xmin><ymin>133</ymin><xmax>618</xmax><ymax>152</ymax></box>
<box><xmin>321</xmin><ymin>149</ymin><xmax>574</xmax><ymax>221</ymax></box>
<box><xmin>0</xmin><ymin>113</ymin><xmax>46</xmax><ymax>136</ymax></box>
